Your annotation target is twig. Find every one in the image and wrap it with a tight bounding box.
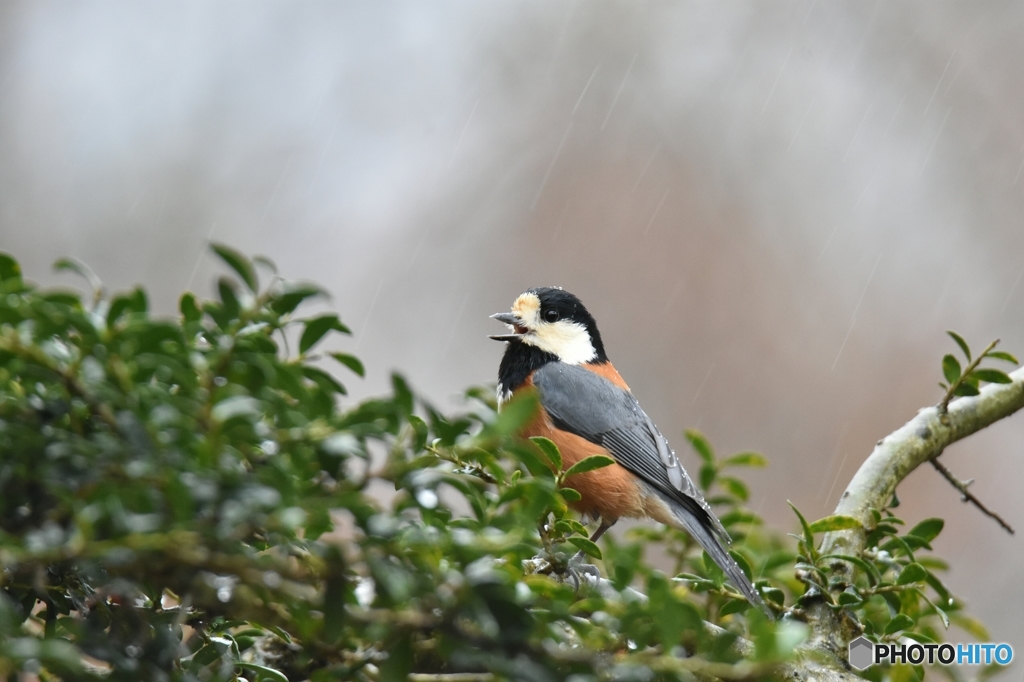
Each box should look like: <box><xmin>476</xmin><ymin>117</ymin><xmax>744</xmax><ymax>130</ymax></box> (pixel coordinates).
<box><xmin>931</xmin><ymin>457</ymin><xmax>1015</xmax><ymax>534</ymax></box>
<box><xmin>804</xmin><ymin>364</ymin><xmax>1024</xmax><ymax>672</ymax></box>
<box><xmin>939</xmin><ymin>339</ymin><xmax>999</xmax><ymax>413</ymax></box>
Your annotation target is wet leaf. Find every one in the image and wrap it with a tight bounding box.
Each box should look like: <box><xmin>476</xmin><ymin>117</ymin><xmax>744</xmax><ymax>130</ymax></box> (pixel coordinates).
<box><xmin>884</xmin><ymin>613</ymin><xmax>916</xmax><ymax>635</ymax></box>
<box><xmin>54</xmin><ymin>257</ymin><xmax>102</xmax><ymax>292</ymax></box>
<box><xmin>947</xmin><ymin>330</ymin><xmax>971</xmax><ymax>361</ymax></box>
<box><xmin>329</xmin><ymin>352</ymin><xmax>365</xmax><ymax>377</ymax></box>
<box><xmin>986</xmin><ymin>350</ymin><xmax>1019</xmax><ymax>365</ymax></box>
<box><xmin>941</xmin><ymin>354</ymin><xmax>961</xmax><ymax>384</ymax></box>
<box><xmin>788</xmin><ymin>501</ymin><xmax>817</xmax><ymax>562</ymax></box>
<box><xmin>818</xmin><ymin>553</ymin><xmax>881</xmax><ymax>586</ymax></box>
<box><xmin>212</xmin><ymin>242</ymin><xmax>258</xmax><ymax>292</ymax></box>
<box><xmin>807</xmin><ymin>515</ymin><xmax>862</xmax><ymax>533</ymax></box>
<box><xmin>0</xmin><ymin>252</ymin><xmax>21</xmax><ymax>282</ymax></box>
<box><xmin>721</xmin><ymin>451</ymin><xmax>768</xmax><ymax>468</ymax></box>
<box><xmin>908</xmin><ymin>518</ymin><xmax>944</xmax><ymax>543</ymax></box>
<box><xmin>952</xmin><ymin>382</ymin><xmax>980</xmax><ymax>397</ymax></box>
<box><xmin>896</xmin><ymin>563</ymin><xmax>927</xmax><ymax>586</ymax></box>
<box><xmin>530</xmin><ymin>436</ymin><xmax>562</xmax><ymax>472</ymax></box>
<box><xmin>563</xmin><ymin>454</ymin><xmax>615</xmax><ymax>479</ymax></box>
<box><xmin>558</xmin><ymin>487</ymin><xmax>581</xmax><ymax>502</ymax></box>
<box><xmin>685</xmin><ymin>428</ymin><xmax>715</xmax><ymax>464</ymax></box>
<box><xmin>300</xmin><ymin>314</ymin><xmax>350</xmax><ymax>354</ymax></box>
<box><xmin>971</xmin><ymin>368</ymin><xmax>1012</xmax><ymax>384</ymax></box>
<box><xmin>179</xmin><ymin>292</ymin><xmax>202</xmax><ymax>323</ymax></box>
<box><xmin>568</xmin><ymin>536</ymin><xmax>602</xmax><ymax>560</ymax></box>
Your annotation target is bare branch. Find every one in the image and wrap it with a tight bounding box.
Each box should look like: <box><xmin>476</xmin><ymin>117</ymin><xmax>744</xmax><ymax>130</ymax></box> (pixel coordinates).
<box><xmin>823</xmin><ymin>365</ymin><xmax>1024</xmax><ymax>561</ymax></box>
<box><xmin>931</xmin><ymin>457</ymin><xmax>1014</xmax><ymax>534</ymax></box>
<box><xmin>801</xmin><ymin>365</ymin><xmax>1024</xmax><ymax>668</ymax></box>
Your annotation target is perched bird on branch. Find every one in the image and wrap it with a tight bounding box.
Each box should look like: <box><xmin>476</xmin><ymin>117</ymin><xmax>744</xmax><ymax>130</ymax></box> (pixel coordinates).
<box><xmin>491</xmin><ymin>287</ymin><xmax>769</xmax><ymax>616</ymax></box>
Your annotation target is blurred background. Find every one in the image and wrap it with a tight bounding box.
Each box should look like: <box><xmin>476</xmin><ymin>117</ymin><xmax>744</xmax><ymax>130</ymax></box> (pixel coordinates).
<box><xmin>2</xmin><ymin>0</ymin><xmax>1022</xmax><ymax>664</ymax></box>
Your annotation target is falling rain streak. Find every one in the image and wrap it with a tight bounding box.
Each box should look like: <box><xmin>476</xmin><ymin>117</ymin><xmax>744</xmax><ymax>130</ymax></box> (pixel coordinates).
<box><xmin>760</xmin><ymin>46</ymin><xmax>793</xmax><ymax>115</ymax></box>
<box><xmin>531</xmin><ymin>122</ymin><xmax>573</xmax><ymax>209</ymax></box>
<box><xmin>601</xmin><ymin>53</ymin><xmax>637</xmax><ymax>130</ymax></box>
<box><xmin>832</xmin><ymin>254</ymin><xmax>883</xmax><ymax>370</ymax></box>
<box><xmin>642</xmin><ymin>188</ymin><xmax>670</xmax><ymax>235</ymax></box>
<box><xmin>449</xmin><ymin>99</ymin><xmax>480</xmax><ymax>168</ymax></box>
<box><xmin>922</xmin><ymin>108</ymin><xmax>952</xmax><ymax>169</ymax></box>
<box><xmin>573</xmin><ymin>65</ymin><xmax>599</xmax><ymax>116</ymax></box>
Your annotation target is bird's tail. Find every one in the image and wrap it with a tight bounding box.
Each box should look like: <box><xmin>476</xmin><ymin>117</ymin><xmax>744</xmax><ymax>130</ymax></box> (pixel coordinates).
<box><xmin>668</xmin><ymin>499</ymin><xmax>773</xmax><ymax>619</ymax></box>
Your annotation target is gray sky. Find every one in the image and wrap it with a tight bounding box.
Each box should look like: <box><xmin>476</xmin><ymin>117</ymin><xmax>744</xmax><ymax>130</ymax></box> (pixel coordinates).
<box><xmin>2</xmin><ymin>1</ymin><xmax>1023</xmax><ymax>663</ymax></box>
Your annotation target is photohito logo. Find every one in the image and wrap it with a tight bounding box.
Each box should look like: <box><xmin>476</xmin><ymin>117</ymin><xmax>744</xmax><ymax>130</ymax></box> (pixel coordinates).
<box><xmin>848</xmin><ymin>636</ymin><xmax>1014</xmax><ymax>671</ymax></box>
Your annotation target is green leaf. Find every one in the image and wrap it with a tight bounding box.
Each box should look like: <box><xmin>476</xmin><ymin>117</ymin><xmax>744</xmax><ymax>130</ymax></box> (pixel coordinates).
<box><xmin>788</xmin><ymin>501</ymin><xmax>817</xmax><ymax>561</ymax></box>
<box><xmin>559</xmin><ymin>487</ymin><xmax>581</xmax><ymax>502</ymax></box>
<box><xmin>719</xmin><ymin>598</ymin><xmax>750</xmax><ymax>616</ymax></box>
<box><xmin>971</xmin><ymin>368</ymin><xmax>1012</xmax><ymax>384</ymax></box>
<box><xmin>685</xmin><ymin>428</ymin><xmax>715</xmax><ymax>464</ymax></box>
<box><xmin>237</xmin><ymin>662</ymin><xmax>288</xmax><ymax>682</ymax></box>
<box><xmin>54</xmin><ymin>256</ymin><xmax>103</xmax><ymax>292</ymax></box>
<box><xmin>699</xmin><ymin>462</ymin><xmax>717</xmax><ymax>491</ymax></box>
<box><xmin>0</xmin><ymin>252</ymin><xmax>22</xmax><ymax>283</ymax></box>
<box><xmin>818</xmin><ymin>553</ymin><xmax>881</xmax><ymax>586</ymax></box>
<box><xmin>908</xmin><ymin>517</ymin><xmax>944</xmax><ymax>542</ymax></box>
<box><xmin>915</xmin><ymin>589</ymin><xmax>950</xmax><ymax>629</ymax></box>
<box><xmin>563</xmin><ymin>454</ymin><xmax>616</xmax><ymax>479</ymax></box>
<box><xmin>567</xmin><ymin>536</ymin><xmax>602</xmax><ymax>560</ymax></box>
<box><xmin>941</xmin><ymin>354</ymin><xmax>961</xmax><ymax>384</ymax></box>
<box><xmin>721</xmin><ymin>451</ymin><xmax>768</xmax><ymax>468</ymax></box>
<box><xmin>270</xmin><ymin>281</ymin><xmax>327</xmax><ymax>315</ymax></box>
<box><xmin>947</xmin><ymin>330</ymin><xmax>971</xmax><ymax>361</ymax></box>
<box><xmin>493</xmin><ymin>390</ymin><xmax>538</xmax><ymax>437</ymax></box>
<box><xmin>302</xmin><ymin>366</ymin><xmax>346</xmax><ymax>395</ymax></box>
<box><xmin>884</xmin><ymin>613</ymin><xmax>916</xmax><ymax>635</ymax></box>
<box><xmin>986</xmin><ymin>350</ymin><xmax>1019</xmax><ymax>365</ymax></box>
<box><xmin>179</xmin><ymin>292</ymin><xmax>202</xmax><ymax>323</ymax></box>
<box><xmin>108</xmin><ymin>287</ymin><xmax>149</xmax><ymax>326</ymax></box>
<box><xmin>728</xmin><ymin>550</ymin><xmax>753</xmax><ymax>580</ymax></box>
<box><xmin>212</xmin><ymin>242</ymin><xmax>258</xmax><ymax>292</ymax></box>
<box><xmin>329</xmin><ymin>352</ymin><xmax>365</xmax><ymax>377</ymax></box>
<box><xmin>718</xmin><ymin>476</ymin><xmax>749</xmax><ymax>502</ymax></box>
<box><xmin>530</xmin><ymin>436</ymin><xmax>562</xmax><ymax>472</ymax></box>
<box><xmin>701</xmin><ymin>551</ymin><xmax>726</xmax><ymax>585</ymax></box>
<box><xmin>837</xmin><ymin>590</ymin><xmax>863</xmax><ymax>607</ymax></box>
<box><xmin>807</xmin><ymin>515</ymin><xmax>862</xmax><ymax>533</ymax></box>
<box><xmin>253</xmin><ymin>254</ymin><xmax>277</xmax><ymax>273</ymax></box>
<box><xmin>896</xmin><ymin>562</ymin><xmax>927</xmax><ymax>586</ymax></box>
<box><xmin>300</xmin><ymin>314</ymin><xmax>351</xmax><ymax>354</ymax></box>
<box><xmin>952</xmin><ymin>382</ymin><xmax>980</xmax><ymax>397</ymax></box>
<box><xmin>218</xmin><ymin>277</ymin><xmax>240</xmax><ymax>319</ymax></box>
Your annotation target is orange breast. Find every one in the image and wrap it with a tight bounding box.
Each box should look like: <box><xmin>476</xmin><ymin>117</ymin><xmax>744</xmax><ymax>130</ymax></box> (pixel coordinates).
<box><xmin>520</xmin><ymin>371</ymin><xmax>644</xmax><ymax>524</ymax></box>
<box><xmin>584</xmin><ymin>360</ymin><xmax>630</xmax><ymax>390</ymax></box>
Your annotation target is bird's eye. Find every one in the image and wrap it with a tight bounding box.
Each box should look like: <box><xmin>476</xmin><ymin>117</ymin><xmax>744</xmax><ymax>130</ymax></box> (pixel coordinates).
<box><xmin>543</xmin><ymin>309</ymin><xmax>560</xmax><ymax>323</ymax></box>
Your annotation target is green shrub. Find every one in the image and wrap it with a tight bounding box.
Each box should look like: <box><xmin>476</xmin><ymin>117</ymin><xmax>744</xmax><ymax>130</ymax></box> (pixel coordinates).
<box><xmin>0</xmin><ymin>247</ymin><xmax>989</xmax><ymax>681</ymax></box>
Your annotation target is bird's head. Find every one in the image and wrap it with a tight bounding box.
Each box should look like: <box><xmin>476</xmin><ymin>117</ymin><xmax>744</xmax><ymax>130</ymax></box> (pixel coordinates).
<box><xmin>490</xmin><ymin>287</ymin><xmax>607</xmax><ymax>364</ymax></box>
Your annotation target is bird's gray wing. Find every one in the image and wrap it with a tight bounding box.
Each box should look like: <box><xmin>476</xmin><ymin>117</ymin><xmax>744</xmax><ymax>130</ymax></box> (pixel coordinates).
<box><xmin>531</xmin><ymin>362</ymin><xmax>729</xmax><ymax>543</ymax></box>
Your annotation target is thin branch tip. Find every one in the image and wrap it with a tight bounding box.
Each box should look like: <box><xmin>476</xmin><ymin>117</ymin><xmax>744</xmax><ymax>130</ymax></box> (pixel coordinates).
<box><xmin>931</xmin><ymin>458</ymin><xmax>1015</xmax><ymax>535</ymax></box>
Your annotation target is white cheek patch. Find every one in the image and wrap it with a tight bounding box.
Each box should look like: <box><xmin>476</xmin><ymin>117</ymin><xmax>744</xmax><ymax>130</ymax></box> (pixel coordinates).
<box><xmin>526</xmin><ymin>320</ymin><xmax>596</xmax><ymax>365</ymax></box>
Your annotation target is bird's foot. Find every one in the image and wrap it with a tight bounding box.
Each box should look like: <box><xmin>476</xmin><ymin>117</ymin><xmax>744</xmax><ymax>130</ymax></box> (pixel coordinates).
<box><xmin>565</xmin><ymin>550</ymin><xmax>602</xmax><ymax>591</ymax></box>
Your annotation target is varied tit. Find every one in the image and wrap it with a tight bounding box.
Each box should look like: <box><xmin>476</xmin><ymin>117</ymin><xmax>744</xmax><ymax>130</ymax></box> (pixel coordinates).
<box><xmin>490</xmin><ymin>286</ymin><xmax>769</xmax><ymax>616</ymax></box>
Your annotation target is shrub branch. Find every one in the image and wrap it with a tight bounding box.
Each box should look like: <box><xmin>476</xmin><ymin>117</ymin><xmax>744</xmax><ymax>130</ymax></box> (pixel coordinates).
<box><xmin>930</xmin><ymin>457</ymin><xmax>1014</xmax><ymax>534</ymax></box>
<box><xmin>801</xmin><ymin>365</ymin><xmax>1024</xmax><ymax>672</ymax></box>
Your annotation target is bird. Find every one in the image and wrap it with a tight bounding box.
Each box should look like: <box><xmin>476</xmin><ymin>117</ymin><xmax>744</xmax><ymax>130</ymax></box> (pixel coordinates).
<box><xmin>490</xmin><ymin>286</ymin><xmax>769</xmax><ymax>616</ymax></box>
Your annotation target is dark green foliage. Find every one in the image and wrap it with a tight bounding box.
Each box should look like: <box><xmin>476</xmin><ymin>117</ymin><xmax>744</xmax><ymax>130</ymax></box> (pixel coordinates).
<box><xmin>938</xmin><ymin>331</ymin><xmax>1018</xmax><ymax>403</ymax></box>
<box><xmin>0</xmin><ymin>247</ymin><xmax>992</xmax><ymax>681</ymax></box>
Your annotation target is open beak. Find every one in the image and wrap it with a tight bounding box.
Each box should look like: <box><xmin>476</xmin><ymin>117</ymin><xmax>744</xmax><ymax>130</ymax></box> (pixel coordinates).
<box><xmin>489</xmin><ymin>312</ymin><xmax>527</xmax><ymax>341</ymax></box>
